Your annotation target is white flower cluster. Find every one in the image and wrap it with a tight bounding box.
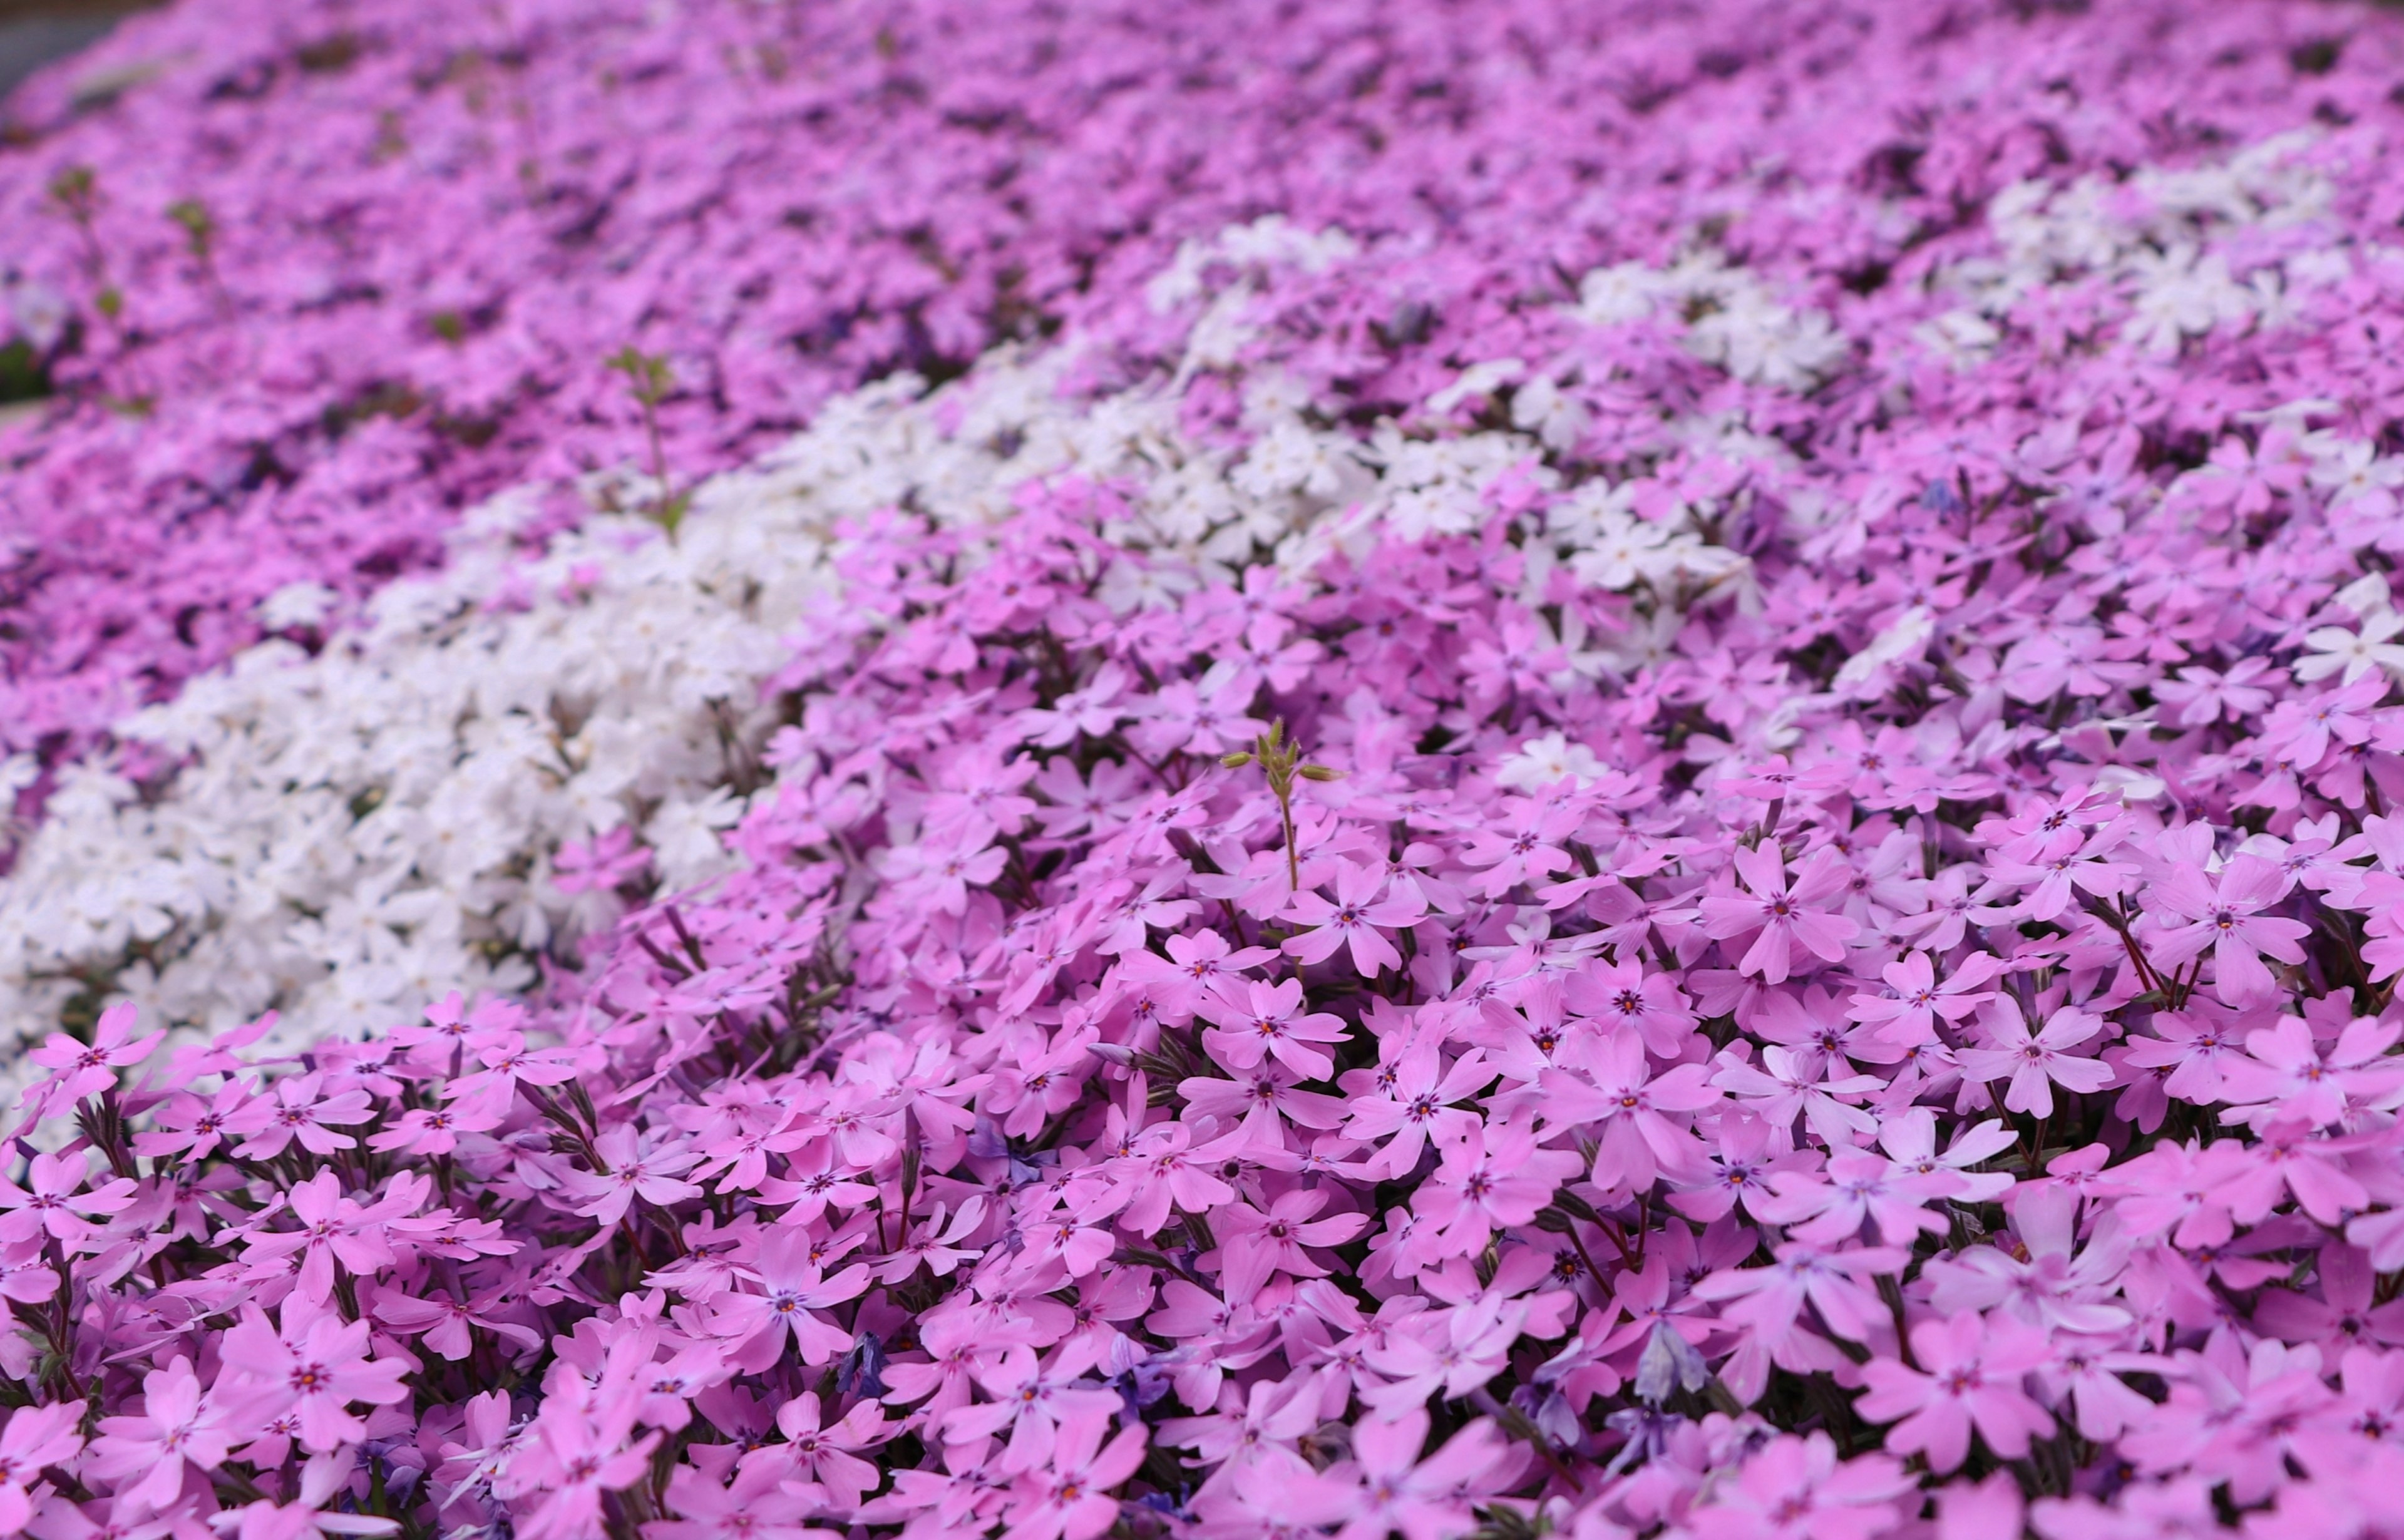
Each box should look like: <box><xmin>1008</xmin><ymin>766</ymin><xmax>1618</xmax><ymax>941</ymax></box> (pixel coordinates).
<box><xmin>0</xmin><ymin>227</ymin><xmax>1772</xmax><ymax>1073</ymax></box>
<box><xmin>1568</xmin><ymin>253</ymin><xmax>1851</xmax><ymax>389</ymax></box>
<box><xmin>1926</xmin><ymin>129</ymin><xmax>2365</xmax><ymax>361</ymax></box>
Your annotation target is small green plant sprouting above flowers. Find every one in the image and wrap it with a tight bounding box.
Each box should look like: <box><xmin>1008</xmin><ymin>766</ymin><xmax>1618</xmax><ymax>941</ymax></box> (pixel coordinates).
<box><xmin>48</xmin><ymin>165</ymin><xmax>123</xmax><ymax>330</ymax></box>
<box><xmin>604</xmin><ymin>344</ymin><xmax>691</xmax><ymax>534</ymax></box>
<box><xmin>166</xmin><ymin>198</ymin><xmax>234</xmax><ymax>314</ymax></box>
<box><xmin>165</xmin><ymin>198</ymin><xmax>214</xmax><ymax>264</ymax></box>
<box><xmin>1220</xmin><ymin>719</ymin><xmax>1342</xmax><ymax>892</ymax></box>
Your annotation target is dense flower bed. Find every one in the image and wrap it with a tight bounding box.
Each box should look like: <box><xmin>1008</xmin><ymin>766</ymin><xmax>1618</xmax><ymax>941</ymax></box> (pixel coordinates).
<box><xmin>13</xmin><ymin>0</ymin><xmax>2404</xmax><ymax>1538</ymax></box>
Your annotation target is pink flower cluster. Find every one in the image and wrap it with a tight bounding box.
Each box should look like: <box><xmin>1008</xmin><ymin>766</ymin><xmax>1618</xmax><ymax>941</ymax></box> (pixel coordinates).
<box><xmin>14</xmin><ymin>0</ymin><xmax>2404</xmax><ymax>1537</ymax></box>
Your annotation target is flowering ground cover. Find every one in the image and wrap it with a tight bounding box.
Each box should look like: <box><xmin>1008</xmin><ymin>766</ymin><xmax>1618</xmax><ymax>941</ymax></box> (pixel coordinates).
<box><xmin>13</xmin><ymin>0</ymin><xmax>2404</xmax><ymax>1536</ymax></box>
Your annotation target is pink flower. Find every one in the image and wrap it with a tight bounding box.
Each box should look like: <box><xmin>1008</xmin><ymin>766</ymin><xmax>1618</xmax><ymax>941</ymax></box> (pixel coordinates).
<box><xmin>1856</xmin><ymin>1311</ymin><xmax>2055</xmax><ymax>1472</ymax></box>
<box><xmin>1212</xmin><ymin>1189</ymin><xmax>1368</xmax><ymax>1298</ymax></box>
<box><xmin>942</xmin><ymin>1347</ymin><xmax>1121</xmax><ymax>1476</ymax></box>
<box><xmin>1283</xmin><ymin>861</ymin><xmax>1425</xmax><ymax>977</ymax></box>
<box><xmin>1196</xmin><ymin>977</ymin><xmax>1350</xmax><ymax>1080</ymax></box>
<box><xmin>707</xmin><ymin>1229</ymin><xmax>872</xmax><ymax>1370</ymax></box>
<box><xmin>498</xmin><ymin>1357</ymin><xmax>661</xmax><ymax>1540</ymax></box>
<box><xmin>1695</xmin><ymin>1243</ymin><xmax>1908</xmax><ymax>1355</ymax></box>
<box><xmin>1412</xmin><ymin>1121</ymin><xmax>1583</xmax><ymax>1258</ymax></box>
<box><xmin>1538</xmin><ymin>1027</ymin><xmax>1720</xmax><ymax>1189</ymax></box>
<box><xmin>1342</xmin><ymin>1043</ymin><xmax>1491</xmax><ymax>1178</ymax></box>
<box><xmin>23</xmin><ymin>1003</ymin><xmax>161</xmax><ymax>1119</ymax></box>
<box><xmin>88</xmin><ymin>1358</ymin><xmax>232</xmax><ymax>1514</ymax></box>
<box><xmin>1847</xmin><ymin>950</ymin><xmax>2001</xmax><ymax>1049</ymax></box>
<box><xmin>0</xmin><ymin>1401</ymin><xmax>83</xmax><ymax>1532</ymax></box>
<box><xmin>371</xmin><ymin>1283</ymin><xmax>544</xmax><ymax>1362</ymax></box>
<box><xmin>2147</xmin><ymin>855</ymin><xmax>2312</xmax><ymax>1002</ymax></box>
<box><xmin>1330</xmin><ymin>1409</ymin><xmax>1514</xmax><ymax>1540</ymax></box>
<box><xmin>211</xmin><ymin>1451</ymin><xmax>399</xmax><ymax>1540</ymax></box>
<box><xmin>995</xmin><ymin>1404</ymin><xmax>1146</xmax><ymax>1540</ymax></box>
<box><xmin>651</xmin><ymin>1459</ymin><xmax>822</xmax><ymax>1540</ymax></box>
<box><xmin>879</xmin><ymin>828</ymin><xmax>1009</xmax><ymax>918</ymax></box>
<box><xmin>1113</xmin><ymin>930</ymin><xmax>1280</xmax><ymax>1024</ymax></box>
<box><xmin>0</xmin><ymin>1151</ymin><xmax>135</xmax><ymax>1249</ymax></box>
<box><xmin>225</xmin><ymin>1072</ymin><xmax>374</xmax><ymax>1161</ymax></box>
<box><xmin>218</xmin><ymin>1305</ymin><xmax>411</xmax><ymax>1454</ymax></box>
<box><xmin>771</xmin><ymin>1391</ymin><xmax>886</xmax><ymax>1510</ymax></box>
<box><xmin>2216</xmin><ymin>1013</ymin><xmax>2403</xmax><ymax>1130</ymax></box>
<box><xmin>1457</xmin><ymin>796</ymin><xmax>1583</xmax><ymax>899</ymax></box>
<box><xmin>1711</xmin><ymin>1044</ymin><xmax>1883</xmax><ymax>1146</ymax></box>
<box><xmin>1988</xmin><ymin>828</ymin><xmax>2137</xmax><ymax>923</ymax></box>
<box><xmin>1697</xmin><ymin>845</ymin><xmax>1859</xmax><ymax>984</ymax></box>
<box><xmin>1685</xmin><ymin>1432</ymin><xmax>1911</xmax><ymax>1540</ymax></box>
<box><xmin>1561</xmin><ymin>958</ymin><xmax>1697</xmax><ymax>1058</ymax></box>
<box><xmin>239</xmin><ymin>1171</ymin><xmax>424</xmax><ymax>1303</ymax></box>
<box><xmin>558</xmin><ymin>1125</ymin><xmax>704</xmax><ymax>1227</ymax></box>
<box><xmin>552</xmin><ymin>825</ymin><xmax>652</xmax><ymax>896</ymax></box>
<box><xmin>1957</xmin><ymin>1000</ymin><xmax>2112</xmax><ymax>1119</ymax></box>
<box><xmin>1361</xmin><ymin>1295</ymin><xmax>1528</xmax><ymax>1414</ymax></box>
<box><xmin>1755</xmin><ymin>1147</ymin><xmax>1963</xmax><ymax>1245</ymax></box>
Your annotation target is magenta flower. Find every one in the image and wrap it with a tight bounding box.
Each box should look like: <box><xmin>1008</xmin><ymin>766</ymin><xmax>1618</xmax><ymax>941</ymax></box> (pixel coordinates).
<box><xmin>0</xmin><ymin>1151</ymin><xmax>135</xmax><ymax>1250</ymax></box>
<box><xmin>220</xmin><ymin>1306</ymin><xmax>412</xmax><ymax>1454</ymax></box>
<box><xmin>1684</xmin><ymin>1432</ymin><xmax>1912</xmax><ymax>1540</ymax></box>
<box><xmin>1457</xmin><ymin>797</ymin><xmax>1582</xmax><ymax>898</ymax></box>
<box><xmin>497</xmin><ymin>1358</ymin><xmax>660</xmax><ymax>1540</ymax></box>
<box><xmin>1695</xmin><ymin>1243</ymin><xmax>1909</xmax><ymax>1353</ymax></box>
<box><xmin>8</xmin><ymin>4</ymin><xmax>2404</xmax><ymax>1526</ymax></box>
<box><xmin>550</xmin><ymin>825</ymin><xmax>652</xmax><ymax>896</ymax></box>
<box><xmin>1114</xmin><ymin>931</ymin><xmax>1279</xmax><ymax>1024</ymax></box>
<box><xmin>707</xmin><ymin>1229</ymin><xmax>872</xmax><ymax>1371</ymax></box>
<box><xmin>1212</xmin><ymin>1189</ymin><xmax>1369</xmax><ymax>1298</ymax></box>
<box><xmin>557</xmin><ymin>1125</ymin><xmax>705</xmax><ymax>1226</ymax></box>
<box><xmin>652</xmin><ymin>1459</ymin><xmax>823</xmax><ymax>1540</ymax></box>
<box><xmin>1988</xmin><ymin>828</ymin><xmax>2138</xmax><ymax>923</ymax></box>
<box><xmin>1342</xmin><ymin>1043</ymin><xmax>1491</xmax><ymax>1178</ymax></box>
<box><xmin>1957</xmin><ymin>1000</ymin><xmax>2113</xmax><ymax>1119</ymax></box>
<box><xmin>225</xmin><ymin>1073</ymin><xmax>374</xmax><ymax>1161</ymax></box>
<box><xmin>1847</xmin><ymin>950</ymin><xmax>2000</xmax><ymax>1049</ymax></box>
<box><xmin>1412</xmin><ymin>1121</ymin><xmax>1582</xmax><ymax>1260</ymax></box>
<box><xmin>2147</xmin><ymin>855</ymin><xmax>2312</xmax><ymax>1002</ymax></box>
<box><xmin>88</xmin><ymin>1357</ymin><xmax>232</xmax><ymax>1514</ymax></box>
<box><xmin>2217</xmin><ymin>1014</ymin><xmax>2404</xmax><ymax>1129</ymax></box>
<box><xmin>1697</xmin><ymin>844</ymin><xmax>1859</xmax><ymax>984</ymax></box>
<box><xmin>942</xmin><ymin>1347</ymin><xmax>1122</xmax><ymax>1477</ymax></box>
<box><xmin>995</xmin><ymin>1403</ymin><xmax>1146</xmax><ymax>1540</ymax></box>
<box><xmin>1856</xmin><ymin>1312</ymin><xmax>2055</xmax><ymax>1472</ymax></box>
<box><xmin>239</xmin><ymin>1170</ymin><xmax>423</xmax><ymax>1303</ymax></box>
<box><xmin>210</xmin><ymin>1450</ymin><xmax>399</xmax><ymax>1540</ymax></box>
<box><xmin>1196</xmin><ymin>977</ymin><xmax>1350</xmax><ymax>1080</ymax></box>
<box><xmin>22</xmin><ymin>1002</ymin><xmax>161</xmax><ymax>1120</ymax></box>
<box><xmin>0</xmin><ymin>1400</ymin><xmax>83</xmax><ymax>1532</ymax></box>
<box><xmin>1538</xmin><ymin>1028</ymin><xmax>1720</xmax><ymax>1189</ymax></box>
<box><xmin>1561</xmin><ymin>958</ymin><xmax>1698</xmax><ymax>1057</ymax></box>
<box><xmin>1328</xmin><ymin>1408</ymin><xmax>1511</xmax><ymax>1540</ymax></box>
<box><xmin>1283</xmin><ymin>861</ymin><xmax>1425</xmax><ymax>977</ymax></box>
<box><xmin>1756</xmin><ymin>1148</ymin><xmax>1963</xmax><ymax>1246</ymax></box>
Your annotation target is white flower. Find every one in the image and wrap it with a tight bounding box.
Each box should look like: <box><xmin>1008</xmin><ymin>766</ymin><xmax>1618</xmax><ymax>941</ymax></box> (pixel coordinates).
<box><xmin>258</xmin><ymin>581</ymin><xmax>340</xmax><ymax>630</ymax></box>
<box><xmin>1426</xmin><ymin>358</ymin><xmax>1526</xmax><ymax>416</ymax></box>
<box><xmin>2295</xmin><ymin>610</ymin><xmax>2404</xmax><ymax>684</ymax></box>
<box><xmin>1834</xmin><ymin>607</ymin><xmax>1935</xmax><ymax>694</ymax></box>
<box><xmin>1572</xmin><ymin>263</ymin><xmax>1665</xmax><ymax>326</ymax></box>
<box><xmin>1497</xmin><ymin>732</ymin><xmax>1605</xmax><ymax>792</ymax></box>
<box><xmin>2311</xmin><ymin>440</ymin><xmax>2404</xmax><ymax>516</ymax></box>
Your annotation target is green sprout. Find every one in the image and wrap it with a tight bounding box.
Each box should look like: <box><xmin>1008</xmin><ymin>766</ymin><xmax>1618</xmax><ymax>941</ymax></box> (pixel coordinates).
<box><xmin>604</xmin><ymin>344</ymin><xmax>689</xmax><ymax>533</ymax></box>
<box><xmin>48</xmin><ymin>166</ymin><xmax>123</xmax><ymax>331</ymax></box>
<box><xmin>1220</xmin><ymin>719</ymin><xmax>1342</xmax><ymax>892</ymax></box>
<box><xmin>165</xmin><ymin>198</ymin><xmax>213</xmax><ymax>262</ymax></box>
